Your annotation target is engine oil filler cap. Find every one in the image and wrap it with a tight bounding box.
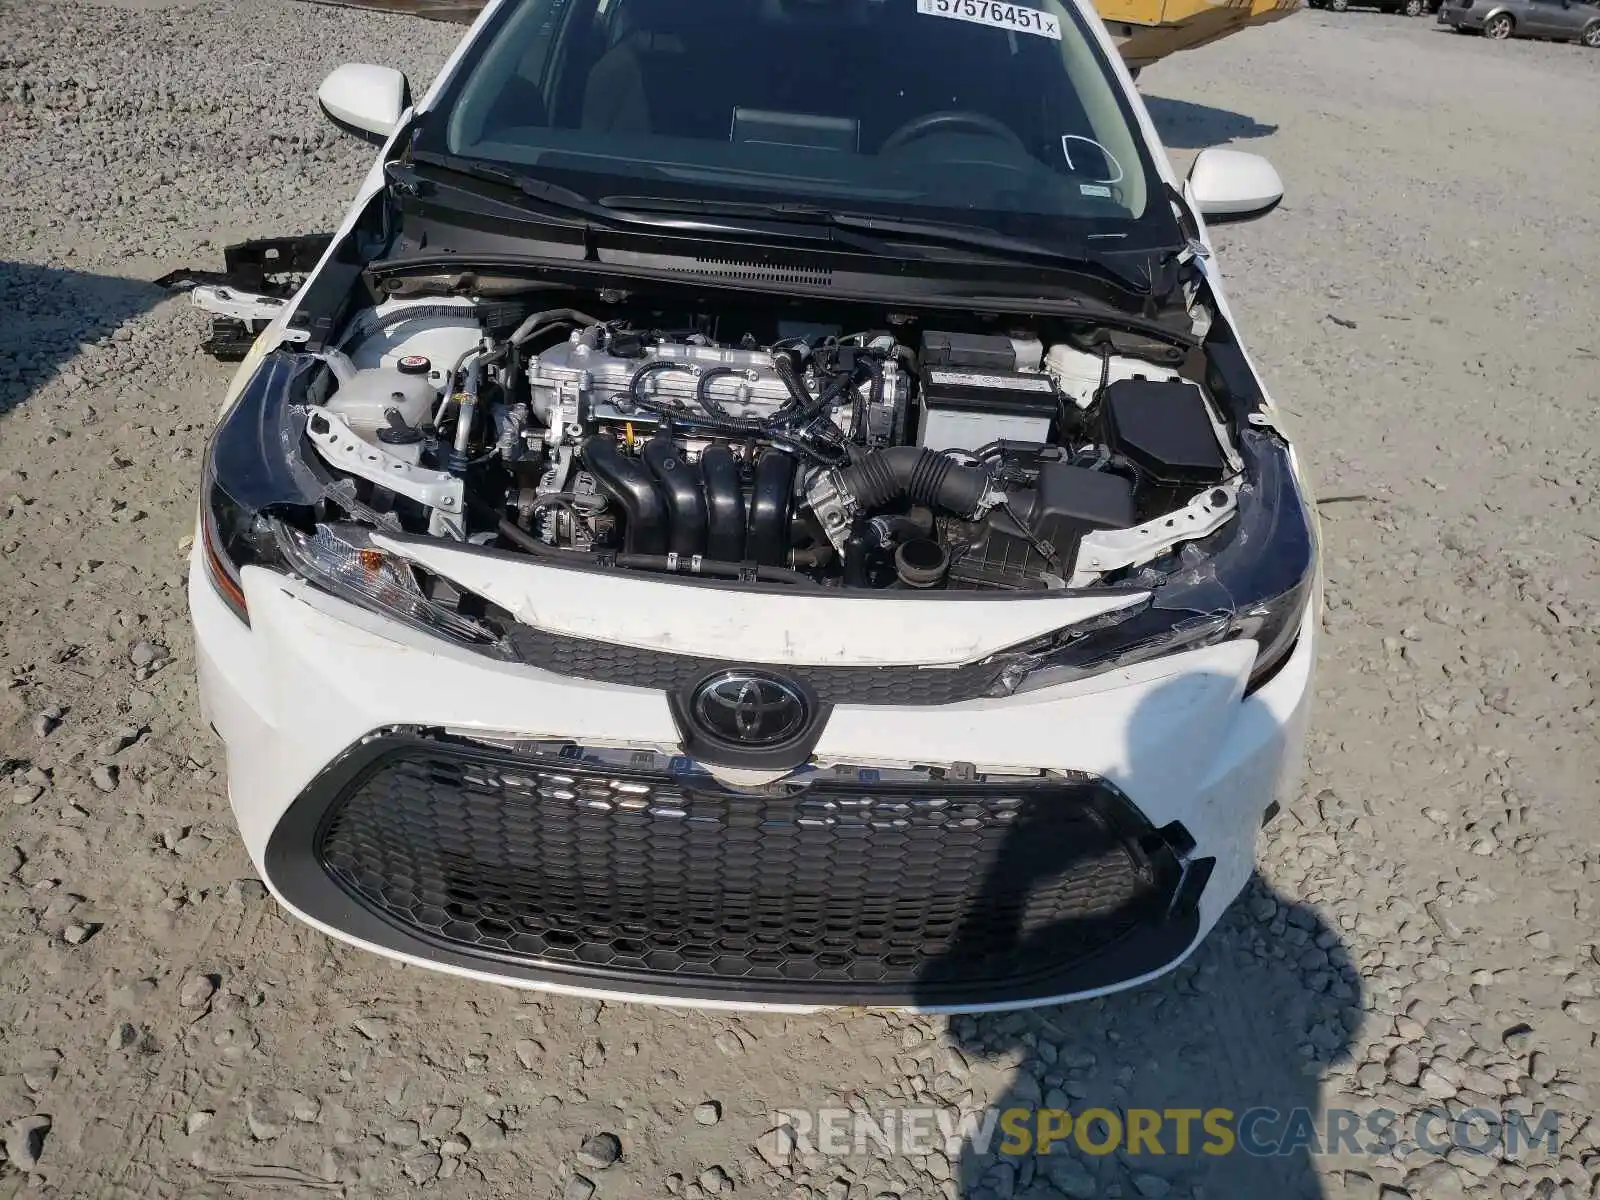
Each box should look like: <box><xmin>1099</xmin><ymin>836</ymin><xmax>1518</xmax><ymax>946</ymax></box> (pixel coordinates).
<box><xmin>396</xmin><ymin>354</ymin><xmax>432</xmax><ymax>376</ymax></box>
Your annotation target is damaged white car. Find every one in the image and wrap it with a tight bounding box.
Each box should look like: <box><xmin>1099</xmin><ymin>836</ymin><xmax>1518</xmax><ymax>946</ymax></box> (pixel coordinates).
<box><xmin>190</xmin><ymin>0</ymin><xmax>1319</xmax><ymax>1010</ymax></box>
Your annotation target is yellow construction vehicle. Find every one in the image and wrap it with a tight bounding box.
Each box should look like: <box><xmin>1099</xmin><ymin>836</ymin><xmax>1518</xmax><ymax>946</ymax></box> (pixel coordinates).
<box><xmin>1099</xmin><ymin>0</ymin><xmax>1301</xmax><ymax>71</ymax></box>
<box><xmin>298</xmin><ymin>0</ymin><xmax>1300</xmax><ymax>73</ymax></box>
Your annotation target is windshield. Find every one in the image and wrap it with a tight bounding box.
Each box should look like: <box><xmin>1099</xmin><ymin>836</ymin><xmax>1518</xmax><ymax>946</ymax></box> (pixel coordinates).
<box><xmin>414</xmin><ymin>0</ymin><xmax>1176</xmax><ymax>250</ymax></box>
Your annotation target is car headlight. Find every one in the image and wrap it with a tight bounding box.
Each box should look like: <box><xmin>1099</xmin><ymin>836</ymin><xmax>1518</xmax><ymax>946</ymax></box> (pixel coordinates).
<box><xmin>197</xmin><ymin>352</ymin><xmax>322</xmax><ymax>624</ymax></box>
<box><xmin>274</xmin><ymin>521</ymin><xmax>505</xmax><ymax>651</ymax></box>
<box><xmin>198</xmin><ymin>474</ymin><xmax>266</xmax><ymax>623</ymax></box>
<box><xmin>993</xmin><ymin>427</ymin><xmax>1316</xmax><ymax>697</ymax></box>
<box><xmin>198</xmin><ymin>350</ymin><xmax>503</xmax><ymax>652</ymax></box>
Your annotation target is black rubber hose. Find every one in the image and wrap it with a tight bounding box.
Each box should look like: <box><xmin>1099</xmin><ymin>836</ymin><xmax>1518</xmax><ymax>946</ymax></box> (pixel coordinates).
<box><xmin>831</xmin><ymin>447</ymin><xmax>991</xmax><ymax>518</ymax></box>
<box><xmin>495</xmin><ymin>520</ymin><xmax>815</xmax><ymax>587</ymax></box>
<box><xmin>628</xmin><ymin>360</ymin><xmax>695</xmax><ymax>413</ymax></box>
<box><xmin>507</xmin><ymin>307</ymin><xmax>602</xmax><ymax>345</ymax></box>
<box><xmin>855</xmin><ymin>357</ymin><xmax>883</xmax><ymax>444</ymax></box>
<box><xmin>894</xmin><ymin>538</ymin><xmax>949</xmax><ymax>588</ymax></box>
<box><xmin>806</xmin><ymin>365</ymin><xmax>856</xmax><ymax>416</ymax></box>
<box><xmin>525</xmin><ymin>492</ymin><xmax>579</xmax><ymax>516</ymax></box>
<box><xmin>496</xmin><ymin>518</ymin><xmax>562</xmax><ymax>556</ymax></box>
<box><xmin>630</xmin><ymin>354</ymin><xmax>850</xmax><ymax>455</ymax></box>
<box><xmin>692</xmin><ymin>367</ymin><xmax>772</xmax><ymax>433</ymax></box>
<box><xmin>788</xmin><ymin>543</ymin><xmax>834</xmax><ymax>569</ymax></box>
<box><xmin>628</xmin><ymin>364</ymin><xmax>769</xmax><ymax>438</ymax></box>
<box><xmin>759</xmin><ymin>431</ymin><xmax>848</xmax><ymax>466</ymax></box>
<box><xmin>770</xmin><ymin>350</ymin><xmax>815</xmax><ymax>418</ymax></box>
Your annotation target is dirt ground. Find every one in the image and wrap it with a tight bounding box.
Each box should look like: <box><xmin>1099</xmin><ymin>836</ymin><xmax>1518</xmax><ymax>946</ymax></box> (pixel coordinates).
<box><xmin>2</xmin><ymin>2</ymin><xmax>1599</xmax><ymax>1198</ymax></box>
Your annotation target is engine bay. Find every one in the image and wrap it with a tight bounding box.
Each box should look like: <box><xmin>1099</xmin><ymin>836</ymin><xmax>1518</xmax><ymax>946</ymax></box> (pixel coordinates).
<box><xmin>301</xmin><ymin>291</ymin><xmax>1242</xmax><ymax>592</ymax></box>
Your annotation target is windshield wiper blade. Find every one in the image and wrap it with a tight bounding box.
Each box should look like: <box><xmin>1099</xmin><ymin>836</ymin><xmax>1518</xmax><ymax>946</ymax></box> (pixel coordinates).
<box><xmin>407</xmin><ymin>154</ymin><xmax>854</xmax><ymax>243</ymax></box>
<box><xmin>397</xmin><ymin>166</ymin><xmax>1169</xmax><ymax>299</ymax></box>
<box><xmin>819</xmin><ymin>212</ymin><xmax>1164</xmax><ymax>294</ymax></box>
<box><xmin>599</xmin><ymin>195</ymin><xmax>830</xmax><ymax>219</ymax></box>
<box><xmin>603</xmin><ymin>195</ymin><xmax>1164</xmax><ymax>270</ymax></box>
<box><xmin>405</xmin><ymin>152</ymin><xmax>625</xmax><ymax>225</ymax></box>
<box><xmin>605</xmin><ymin>196</ymin><xmax>1157</xmax><ymax>294</ymax></box>
<box><xmin>616</xmin><ymin>198</ymin><xmax>1107</xmax><ymax>262</ymax></box>
<box><xmin>594</xmin><ymin>194</ymin><xmax>903</xmax><ymax>254</ymax></box>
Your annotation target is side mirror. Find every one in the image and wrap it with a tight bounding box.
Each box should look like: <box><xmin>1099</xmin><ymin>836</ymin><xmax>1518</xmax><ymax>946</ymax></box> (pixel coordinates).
<box><xmin>317</xmin><ymin>64</ymin><xmax>411</xmax><ymax>143</ymax></box>
<box><xmin>1187</xmin><ymin>147</ymin><xmax>1284</xmax><ymax>224</ymax></box>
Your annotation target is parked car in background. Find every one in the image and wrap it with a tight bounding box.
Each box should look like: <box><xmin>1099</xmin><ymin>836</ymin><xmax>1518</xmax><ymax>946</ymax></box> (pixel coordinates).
<box><xmin>1311</xmin><ymin>0</ymin><xmax>1435</xmax><ymax>16</ymax></box>
<box><xmin>1439</xmin><ymin>0</ymin><xmax>1600</xmax><ymax>42</ymax></box>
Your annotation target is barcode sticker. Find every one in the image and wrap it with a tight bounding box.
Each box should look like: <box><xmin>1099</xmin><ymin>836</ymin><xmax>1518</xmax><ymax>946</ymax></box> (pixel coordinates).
<box><xmin>915</xmin><ymin>0</ymin><xmax>1063</xmax><ymax>40</ymax></box>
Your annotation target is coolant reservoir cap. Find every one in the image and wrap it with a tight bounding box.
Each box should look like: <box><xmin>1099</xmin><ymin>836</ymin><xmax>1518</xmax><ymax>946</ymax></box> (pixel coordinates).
<box><xmin>396</xmin><ymin>354</ymin><xmax>431</xmax><ymax>375</ymax></box>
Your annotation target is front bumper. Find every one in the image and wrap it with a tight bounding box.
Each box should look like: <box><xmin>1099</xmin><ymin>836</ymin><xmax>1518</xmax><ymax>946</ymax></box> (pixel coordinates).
<box><xmin>189</xmin><ymin>554</ymin><xmax>1318</xmax><ymax>1013</ymax></box>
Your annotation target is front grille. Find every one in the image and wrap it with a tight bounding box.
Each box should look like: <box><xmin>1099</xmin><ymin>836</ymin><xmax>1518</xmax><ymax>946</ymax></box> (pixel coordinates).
<box><xmin>502</xmin><ymin>625</ymin><xmax>1015</xmax><ymax>706</ymax></box>
<box><xmin>301</xmin><ymin>736</ymin><xmax>1186</xmax><ymax>1001</ymax></box>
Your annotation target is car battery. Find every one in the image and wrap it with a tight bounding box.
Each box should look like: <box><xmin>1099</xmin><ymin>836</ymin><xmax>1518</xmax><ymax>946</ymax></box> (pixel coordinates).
<box><xmin>916</xmin><ymin>366</ymin><xmax>1058</xmax><ymax>451</ymax></box>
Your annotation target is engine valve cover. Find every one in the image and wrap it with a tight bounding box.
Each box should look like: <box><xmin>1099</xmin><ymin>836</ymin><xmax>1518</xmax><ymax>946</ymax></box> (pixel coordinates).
<box><xmin>527</xmin><ymin>328</ymin><xmax>907</xmax><ymax>442</ymax></box>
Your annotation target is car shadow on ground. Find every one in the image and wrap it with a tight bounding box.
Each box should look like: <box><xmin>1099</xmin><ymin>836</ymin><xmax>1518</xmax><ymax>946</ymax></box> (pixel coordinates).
<box><xmin>1142</xmin><ymin>96</ymin><xmax>1280</xmax><ymax>149</ymax></box>
<box><xmin>915</xmin><ymin>671</ymin><xmax>1356</xmax><ymax>1199</ymax></box>
<box><xmin>0</xmin><ymin>260</ymin><xmax>166</xmax><ymax>415</ymax></box>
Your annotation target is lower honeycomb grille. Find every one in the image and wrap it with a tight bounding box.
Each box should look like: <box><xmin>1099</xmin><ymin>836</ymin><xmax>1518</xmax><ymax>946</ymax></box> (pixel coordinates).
<box><xmin>309</xmin><ymin>737</ymin><xmax>1183</xmax><ymax>997</ymax></box>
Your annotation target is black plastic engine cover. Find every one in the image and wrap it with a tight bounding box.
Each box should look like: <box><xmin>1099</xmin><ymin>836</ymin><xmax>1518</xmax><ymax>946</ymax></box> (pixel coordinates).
<box><xmin>920</xmin><ymin>330</ymin><xmax>1017</xmax><ymax>371</ymax></box>
<box><xmin>950</xmin><ymin>464</ymin><xmax>1134</xmax><ymax>590</ymax></box>
<box><xmin>1019</xmin><ymin>461</ymin><xmax>1136</xmax><ymax>541</ymax></box>
<box><xmin>1100</xmin><ymin>378</ymin><xmax>1227</xmax><ymax>487</ymax></box>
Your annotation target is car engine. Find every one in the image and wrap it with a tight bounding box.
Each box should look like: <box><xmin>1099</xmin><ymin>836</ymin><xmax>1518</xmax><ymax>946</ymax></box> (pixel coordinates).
<box><xmin>306</xmin><ymin>296</ymin><xmax>1242</xmax><ymax>591</ymax></box>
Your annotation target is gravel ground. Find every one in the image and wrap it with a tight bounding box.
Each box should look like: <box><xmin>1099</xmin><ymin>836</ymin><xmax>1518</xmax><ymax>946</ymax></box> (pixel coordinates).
<box><xmin>3</xmin><ymin>1</ymin><xmax>1600</xmax><ymax>1197</ymax></box>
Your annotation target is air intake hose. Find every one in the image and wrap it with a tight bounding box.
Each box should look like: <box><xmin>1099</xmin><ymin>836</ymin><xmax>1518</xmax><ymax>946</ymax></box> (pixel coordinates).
<box><xmin>829</xmin><ymin>447</ymin><xmax>991</xmax><ymax>518</ymax></box>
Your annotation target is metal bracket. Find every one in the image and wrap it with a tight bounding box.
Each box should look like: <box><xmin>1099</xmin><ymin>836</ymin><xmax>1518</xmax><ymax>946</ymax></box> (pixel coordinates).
<box><xmin>155</xmin><ymin>234</ymin><xmax>333</xmax><ymax>296</ymax></box>
<box><xmin>1070</xmin><ymin>482</ymin><xmax>1240</xmax><ymax>585</ymax></box>
<box><xmin>186</xmin><ymin>285</ymin><xmax>288</xmax><ymax>325</ymax></box>
<box><xmin>156</xmin><ymin>234</ymin><xmax>333</xmax><ymax>361</ymax></box>
<box><xmin>304</xmin><ymin>408</ymin><xmax>466</xmax><ymax>539</ymax></box>
<box><xmin>804</xmin><ymin>468</ymin><xmax>856</xmax><ymax>556</ymax></box>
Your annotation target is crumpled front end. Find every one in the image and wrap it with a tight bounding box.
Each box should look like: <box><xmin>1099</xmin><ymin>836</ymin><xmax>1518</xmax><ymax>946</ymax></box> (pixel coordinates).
<box><xmin>191</xmin><ymin>536</ymin><xmax>1315</xmax><ymax>1011</ymax></box>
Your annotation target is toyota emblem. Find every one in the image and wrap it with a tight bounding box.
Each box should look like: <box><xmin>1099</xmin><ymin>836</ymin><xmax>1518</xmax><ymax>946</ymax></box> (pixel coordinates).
<box><xmin>691</xmin><ymin>671</ymin><xmax>809</xmax><ymax>747</ymax></box>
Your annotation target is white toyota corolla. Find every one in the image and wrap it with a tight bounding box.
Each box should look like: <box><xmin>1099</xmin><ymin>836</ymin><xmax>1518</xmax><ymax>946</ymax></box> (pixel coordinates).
<box><xmin>190</xmin><ymin>0</ymin><xmax>1319</xmax><ymax>1011</ymax></box>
